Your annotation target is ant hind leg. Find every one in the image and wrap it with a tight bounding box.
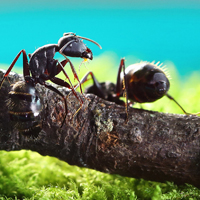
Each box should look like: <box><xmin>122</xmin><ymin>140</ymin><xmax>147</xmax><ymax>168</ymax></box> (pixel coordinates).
<box><xmin>0</xmin><ymin>50</ymin><xmax>29</xmax><ymax>88</ymax></box>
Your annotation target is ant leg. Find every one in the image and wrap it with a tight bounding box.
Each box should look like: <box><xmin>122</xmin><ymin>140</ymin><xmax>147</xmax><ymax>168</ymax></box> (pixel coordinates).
<box><xmin>0</xmin><ymin>50</ymin><xmax>29</xmax><ymax>88</ymax></box>
<box><xmin>46</xmin><ymin>59</ymin><xmax>84</xmax><ymax>119</ymax></box>
<box><xmin>51</xmin><ymin>76</ymin><xmax>83</xmax><ymax>103</ymax></box>
<box><xmin>56</xmin><ymin>61</ymin><xmax>83</xmax><ymax>103</ymax></box>
<box><xmin>51</xmin><ymin>77</ymin><xmax>71</xmax><ymax>89</ymax></box>
<box><xmin>57</xmin><ymin>57</ymin><xmax>85</xmax><ymax>96</ymax></box>
<box><xmin>116</xmin><ymin>58</ymin><xmax>129</xmax><ymax>121</ymax></box>
<box><xmin>67</xmin><ymin>59</ymin><xmax>84</xmax><ymax>94</ymax></box>
<box><xmin>43</xmin><ymin>82</ymin><xmax>68</xmax><ymax>127</ymax></box>
<box><xmin>55</xmin><ymin>59</ymin><xmax>69</xmax><ymax>76</ymax></box>
<box><xmin>45</xmin><ymin>59</ymin><xmax>69</xmax><ymax>79</ymax></box>
<box><xmin>50</xmin><ymin>76</ymin><xmax>83</xmax><ymax>119</ymax></box>
<box><xmin>74</xmin><ymin>71</ymin><xmax>105</xmax><ymax>99</ymax></box>
<box><xmin>166</xmin><ymin>93</ymin><xmax>200</xmax><ymax>115</ymax></box>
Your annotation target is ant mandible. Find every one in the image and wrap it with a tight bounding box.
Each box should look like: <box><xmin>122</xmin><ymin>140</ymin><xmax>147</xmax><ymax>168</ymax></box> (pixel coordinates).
<box><xmin>0</xmin><ymin>32</ymin><xmax>102</xmax><ymax>127</ymax></box>
<box><xmin>78</xmin><ymin>58</ymin><xmax>198</xmax><ymax>119</ymax></box>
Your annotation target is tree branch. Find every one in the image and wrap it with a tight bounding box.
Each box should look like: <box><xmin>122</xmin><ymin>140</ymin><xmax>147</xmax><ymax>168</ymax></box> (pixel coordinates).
<box><xmin>1</xmin><ymin>69</ymin><xmax>200</xmax><ymax>188</ymax></box>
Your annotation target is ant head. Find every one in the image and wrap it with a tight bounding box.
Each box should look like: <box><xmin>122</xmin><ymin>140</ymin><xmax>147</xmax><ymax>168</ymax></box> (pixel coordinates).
<box><xmin>58</xmin><ymin>32</ymin><xmax>102</xmax><ymax>60</ymax></box>
<box><xmin>142</xmin><ymin>63</ymin><xmax>170</xmax><ymax>100</ymax></box>
<box><xmin>125</xmin><ymin>62</ymin><xmax>170</xmax><ymax>102</ymax></box>
<box><xmin>150</xmin><ymin>72</ymin><xmax>169</xmax><ymax>95</ymax></box>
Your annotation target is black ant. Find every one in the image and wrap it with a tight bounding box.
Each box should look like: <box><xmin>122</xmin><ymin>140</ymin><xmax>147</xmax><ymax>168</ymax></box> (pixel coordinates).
<box><xmin>0</xmin><ymin>32</ymin><xmax>102</xmax><ymax>128</ymax></box>
<box><xmin>78</xmin><ymin>58</ymin><xmax>199</xmax><ymax>119</ymax></box>
<box><xmin>7</xmin><ymin>81</ymin><xmax>43</xmax><ymax>138</ymax></box>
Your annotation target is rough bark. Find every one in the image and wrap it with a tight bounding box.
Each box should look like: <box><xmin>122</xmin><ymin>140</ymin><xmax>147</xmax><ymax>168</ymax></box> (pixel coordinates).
<box><xmin>0</xmin><ymin>69</ymin><xmax>200</xmax><ymax>188</ymax></box>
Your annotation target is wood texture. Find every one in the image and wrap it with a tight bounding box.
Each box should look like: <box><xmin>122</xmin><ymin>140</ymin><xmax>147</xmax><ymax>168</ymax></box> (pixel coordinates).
<box><xmin>0</xmin><ymin>69</ymin><xmax>200</xmax><ymax>188</ymax></box>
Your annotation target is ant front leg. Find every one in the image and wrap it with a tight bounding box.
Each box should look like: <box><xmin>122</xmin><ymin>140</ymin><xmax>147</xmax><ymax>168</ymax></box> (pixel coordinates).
<box><xmin>54</xmin><ymin>59</ymin><xmax>69</xmax><ymax>76</ymax></box>
<box><xmin>0</xmin><ymin>50</ymin><xmax>29</xmax><ymax>88</ymax></box>
<box><xmin>51</xmin><ymin>76</ymin><xmax>83</xmax><ymax>104</ymax></box>
<box><xmin>46</xmin><ymin>58</ymin><xmax>84</xmax><ymax>106</ymax></box>
<box><xmin>51</xmin><ymin>76</ymin><xmax>85</xmax><ymax>119</ymax></box>
<box><xmin>66</xmin><ymin>59</ymin><xmax>84</xmax><ymax>94</ymax></box>
<box><xmin>53</xmin><ymin>60</ymin><xmax>83</xmax><ymax>104</ymax></box>
<box><xmin>116</xmin><ymin>58</ymin><xmax>129</xmax><ymax>121</ymax></box>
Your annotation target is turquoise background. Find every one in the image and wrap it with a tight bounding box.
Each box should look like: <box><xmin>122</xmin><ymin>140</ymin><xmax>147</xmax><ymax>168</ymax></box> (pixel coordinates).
<box><xmin>0</xmin><ymin>1</ymin><xmax>200</xmax><ymax>78</ymax></box>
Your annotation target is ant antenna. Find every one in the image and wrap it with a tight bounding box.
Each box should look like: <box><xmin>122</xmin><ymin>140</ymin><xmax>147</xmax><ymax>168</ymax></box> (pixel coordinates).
<box><xmin>166</xmin><ymin>93</ymin><xmax>200</xmax><ymax>115</ymax></box>
<box><xmin>62</xmin><ymin>32</ymin><xmax>102</xmax><ymax>49</ymax></box>
<box><xmin>63</xmin><ymin>32</ymin><xmax>76</xmax><ymax>36</ymax></box>
<box><xmin>76</xmin><ymin>35</ymin><xmax>102</xmax><ymax>49</ymax></box>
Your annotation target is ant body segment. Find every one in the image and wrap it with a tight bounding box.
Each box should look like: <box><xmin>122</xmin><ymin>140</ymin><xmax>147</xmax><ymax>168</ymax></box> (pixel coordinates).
<box><xmin>7</xmin><ymin>81</ymin><xmax>43</xmax><ymax>138</ymax></box>
<box><xmin>0</xmin><ymin>32</ymin><xmax>101</xmax><ymax>127</ymax></box>
<box><xmin>79</xmin><ymin>58</ymin><xmax>197</xmax><ymax>119</ymax></box>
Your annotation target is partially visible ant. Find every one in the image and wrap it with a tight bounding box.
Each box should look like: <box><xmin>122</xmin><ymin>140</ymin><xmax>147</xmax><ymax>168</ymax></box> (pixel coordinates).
<box><xmin>0</xmin><ymin>32</ymin><xmax>102</xmax><ymax>128</ymax></box>
<box><xmin>7</xmin><ymin>81</ymin><xmax>43</xmax><ymax>138</ymax></box>
<box><xmin>78</xmin><ymin>58</ymin><xmax>199</xmax><ymax>119</ymax></box>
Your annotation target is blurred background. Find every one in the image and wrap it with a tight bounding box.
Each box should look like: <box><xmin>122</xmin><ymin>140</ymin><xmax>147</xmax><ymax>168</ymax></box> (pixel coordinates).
<box><xmin>1</xmin><ymin>2</ymin><xmax>200</xmax><ymax>198</ymax></box>
<box><xmin>0</xmin><ymin>0</ymin><xmax>200</xmax><ymax>113</ymax></box>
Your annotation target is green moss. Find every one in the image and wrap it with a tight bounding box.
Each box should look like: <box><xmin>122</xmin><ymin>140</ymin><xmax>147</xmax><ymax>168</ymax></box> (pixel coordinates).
<box><xmin>1</xmin><ymin>56</ymin><xmax>200</xmax><ymax>199</ymax></box>
<box><xmin>0</xmin><ymin>151</ymin><xmax>200</xmax><ymax>199</ymax></box>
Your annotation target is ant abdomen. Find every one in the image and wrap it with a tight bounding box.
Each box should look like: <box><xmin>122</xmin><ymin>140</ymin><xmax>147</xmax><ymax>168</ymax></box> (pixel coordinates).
<box><xmin>7</xmin><ymin>81</ymin><xmax>43</xmax><ymax>137</ymax></box>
